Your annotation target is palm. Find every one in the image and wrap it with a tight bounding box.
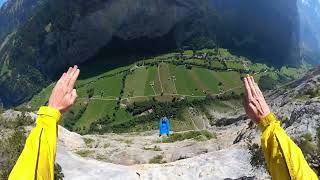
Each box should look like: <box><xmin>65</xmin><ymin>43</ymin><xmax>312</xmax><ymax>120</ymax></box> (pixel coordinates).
<box><xmin>48</xmin><ymin>66</ymin><xmax>80</xmax><ymax>113</ymax></box>
<box><xmin>243</xmin><ymin>75</ymin><xmax>270</xmax><ymax>123</ymax></box>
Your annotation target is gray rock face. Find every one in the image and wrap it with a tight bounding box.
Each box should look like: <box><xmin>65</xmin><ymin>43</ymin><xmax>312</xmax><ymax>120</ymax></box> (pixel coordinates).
<box><xmin>267</xmin><ymin>67</ymin><xmax>320</xmax><ymax>140</ymax></box>
<box><xmin>40</xmin><ymin>0</ymin><xmax>195</xmax><ymax>69</ymax></box>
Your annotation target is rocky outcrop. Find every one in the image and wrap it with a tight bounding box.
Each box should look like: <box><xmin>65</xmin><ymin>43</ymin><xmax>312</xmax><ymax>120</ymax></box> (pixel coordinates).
<box><xmin>215</xmin><ymin>115</ymin><xmax>247</xmax><ymax>127</ymax></box>
<box><xmin>267</xmin><ymin>66</ymin><xmax>320</xmax><ymax>140</ymax></box>
<box><xmin>57</xmin><ymin>145</ymin><xmax>269</xmax><ymax>180</ymax></box>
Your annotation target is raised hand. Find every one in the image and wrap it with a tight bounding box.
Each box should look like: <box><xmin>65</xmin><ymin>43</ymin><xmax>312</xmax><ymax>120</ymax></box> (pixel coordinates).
<box><xmin>48</xmin><ymin>65</ymin><xmax>80</xmax><ymax>113</ymax></box>
<box><xmin>243</xmin><ymin>75</ymin><xmax>270</xmax><ymax>123</ymax></box>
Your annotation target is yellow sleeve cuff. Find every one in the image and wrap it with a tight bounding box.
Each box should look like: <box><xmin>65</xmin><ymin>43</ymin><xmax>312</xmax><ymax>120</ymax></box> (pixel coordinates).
<box><xmin>258</xmin><ymin>112</ymin><xmax>277</xmax><ymax>132</ymax></box>
<box><xmin>37</xmin><ymin>106</ymin><xmax>61</xmax><ymax>123</ymax></box>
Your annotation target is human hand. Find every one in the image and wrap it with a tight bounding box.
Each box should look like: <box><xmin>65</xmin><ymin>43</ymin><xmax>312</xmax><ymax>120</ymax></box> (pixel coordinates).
<box><xmin>243</xmin><ymin>75</ymin><xmax>270</xmax><ymax>123</ymax></box>
<box><xmin>48</xmin><ymin>65</ymin><xmax>80</xmax><ymax>113</ymax></box>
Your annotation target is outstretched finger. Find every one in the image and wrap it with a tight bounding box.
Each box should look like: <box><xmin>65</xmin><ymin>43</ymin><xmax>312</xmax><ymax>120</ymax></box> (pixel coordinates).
<box><xmin>64</xmin><ymin>66</ymin><xmax>78</xmax><ymax>92</ymax></box>
<box><xmin>243</xmin><ymin>96</ymin><xmax>250</xmax><ymax>113</ymax></box>
<box><xmin>68</xmin><ymin>66</ymin><xmax>80</xmax><ymax>89</ymax></box>
<box><xmin>244</xmin><ymin>76</ymin><xmax>253</xmax><ymax>99</ymax></box>
<box><xmin>248</xmin><ymin>76</ymin><xmax>258</xmax><ymax>97</ymax></box>
<box><xmin>248</xmin><ymin>103</ymin><xmax>258</xmax><ymax>122</ymax></box>
<box><xmin>62</xmin><ymin>67</ymin><xmax>73</xmax><ymax>86</ymax></box>
<box><xmin>57</xmin><ymin>73</ymin><xmax>66</xmax><ymax>85</ymax></box>
<box><xmin>252</xmin><ymin>78</ymin><xmax>263</xmax><ymax>97</ymax></box>
<box><xmin>70</xmin><ymin>89</ymin><xmax>78</xmax><ymax>104</ymax></box>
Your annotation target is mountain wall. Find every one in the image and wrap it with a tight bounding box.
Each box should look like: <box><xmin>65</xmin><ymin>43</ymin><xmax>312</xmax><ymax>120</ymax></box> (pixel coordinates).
<box><xmin>0</xmin><ymin>0</ymin><xmax>300</xmax><ymax>106</ymax></box>
<box><xmin>298</xmin><ymin>0</ymin><xmax>320</xmax><ymax>64</ymax></box>
<box><xmin>0</xmin><ymin>0</ymin><xmax>38</xmax><ymax>42</ymax></box>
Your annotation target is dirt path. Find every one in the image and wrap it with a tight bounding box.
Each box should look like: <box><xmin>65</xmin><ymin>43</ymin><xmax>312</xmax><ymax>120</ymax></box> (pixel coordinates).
<box><xmin>151</xmin><ymin>85</ymin><xmax>157</xmax><ymax>95</ymax></box>
<box><xmin>78</xmin><ymin>97</ymin><xmax>118</xmax><ymax>101</ymax></box>
<box><xmin>168</xmin><ymin>65</ymin><xmax>178</xmax><ymax>94</ymax></box>
<box><xmin>81</xmin><ymin>86</ymin><xmax>244</xmax><ymax>102</ymax></box>
<box><xmin>157</xmin><ymin>64</ymin><xmax>164</xmax><ymax>93</ymax></box>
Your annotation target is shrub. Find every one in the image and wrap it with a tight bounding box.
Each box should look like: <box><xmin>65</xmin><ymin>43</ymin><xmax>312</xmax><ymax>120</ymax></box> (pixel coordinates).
<box><xmin>143</xmin><ymin>146</ymin><xmax>162</xmax><ymax>151</ymax></box>
<box><xmin>103</xmin><ymin>143</ymin><xmax>110</xmax><ymax>148</ymax></box>
<box><xmin>54</xmin><ymin>163</ymin><xmax>64</xmax><ymax>180</ymax></box>
<box><xmin>149</xmin><ymin>155</ymin><xmax>165</xmax><ymax>164</ymax></box>
<box><xmin>304</xmin><ymin>89</ymin><xmax>320</xmax><ymax>98</ymax></box>
<box><xmin>258</xmin><ymin>75</ymin><xmax>277</xmax><ymax>91</ymax></box>
<box><xmin>201</xmin><ymin>130</ymin><xmax>216</xmax><ymax>139</ymax></box>
<box><xmin>186</xmin><ymin>64</ymin><xmax>193</xmax><ymax>70</ymax></box>
<box><xmin>83</xmin><ymin>138</ymin><xmax>94</xmax><ymax>147</ymax></box>
<box><xmin>248</xmin><ymin>143</ymin><xmax>265</xmax><ymax>169</ymax></box>
<box><xmin>297</xmin><ymin>132</ymin><xmax>320</xmax><ymax>175</ymax></box>
<box><xmin>87</xmin><ymin>87</ymin><xmax>95</xmax><ymax>98</ymax></box>
<box><xmin>299</xmin><ymin>133</ymin><xmax>317</xmax><ymax>155</ymax></box>
<box><xmin>161</xmin><ymin>130</ymin><xmax>216</xmax><ymax>143</ymax></box>
<box><xmin>193</xmin><ymin>134</ymin><xmax>208</xmax><ymax>141</ymax></box>
<box><xmin>124</xmin><ymin>139</ymin><xmax>133</xmax><ymax>144</ymax></box>
<box><xmin>75</xmin><ymin>150</ymin><xmax>91</xmax><ymax>157</ymax></box>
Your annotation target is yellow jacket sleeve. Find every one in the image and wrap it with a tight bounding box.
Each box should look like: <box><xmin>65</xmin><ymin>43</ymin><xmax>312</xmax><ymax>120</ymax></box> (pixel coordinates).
<box><xmin>9</xmin><ymin>106</ymin><xmax>61</xmax><ymax>180</ymax></box>
<box><xmin>259</xmin><ymin>113</ymin><xmax>318</xmax><ymax>180</ymax></box>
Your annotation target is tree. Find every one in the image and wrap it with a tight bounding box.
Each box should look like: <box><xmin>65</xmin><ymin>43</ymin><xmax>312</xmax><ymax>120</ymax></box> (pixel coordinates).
<box><xmin>192</xmin><ymin>49</ymin><xmax>196</xmax><ymax>57</ymax></box>
<box><xmin>186</xmin><ymin>65</ymin><xmax>193</xmax><ymax>70</ymax></box>
<box><xmin>258</xmin><ymin>75</ymin><xmax>277</xmax><ymax>91</ymax></box>
<box><xmin>87</xmin><ymin>87</ymin><xmax>95</xmax><ymax>98</ymax></box>
<box><xmin>54</xmin><ymin>163</ymin><xmax>64</xmax><ymax>180</ymax></box>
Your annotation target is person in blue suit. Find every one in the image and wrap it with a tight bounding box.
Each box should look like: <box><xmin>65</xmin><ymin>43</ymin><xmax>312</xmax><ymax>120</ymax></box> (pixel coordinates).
<box><xmin>159</xmin><ymin>116</ymin><xmax>170</xmax><ymax>137</ymax></box>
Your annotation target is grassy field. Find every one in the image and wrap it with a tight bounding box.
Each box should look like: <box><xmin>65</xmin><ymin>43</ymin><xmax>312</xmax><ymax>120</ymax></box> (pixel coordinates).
<box><xmin>28</xmin><ymin>48</ymin><xmax>308</xmax><ymax>134</ymax></box>
<box><xmin>75</xmin><ymin>99</ymin><xmax>116</xmax><ymax>129</ymax></box>
<box><xmin>144</xmin><ymin>66</ymin><xmax>157</xmax><ymax>96</ymax></box>
<box><xmin>29</xmin><ymin>84</ymin><xmax>54</xmax><ymax>109</ymax></box>
<box><xmin>192</xmin><ymin>67</ymin><xmax>220</xmax><ymax>94</ymax></box>
<box><xmin>158</xmin><ymin>63</ymin><xmax>177</xmax><ymax>94</ymax></box>
<box><xmin>78</xmin><ymin>74</ymin><xmax>123</xmax><ymax>98</ymax></box>
<box><xmin>169</xmin><ymin>65</ymin><xmax>202</xmax><ymax>96</ymax></box>
<box><xmin>124</xmin><ymin>67</ymin><xmax>148</xmax><ymax>97</ymax></box>
<box><xmin>212</xmin><ymin>71</ymin><xmax>243</xmax><ymax>93</ymax></box>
